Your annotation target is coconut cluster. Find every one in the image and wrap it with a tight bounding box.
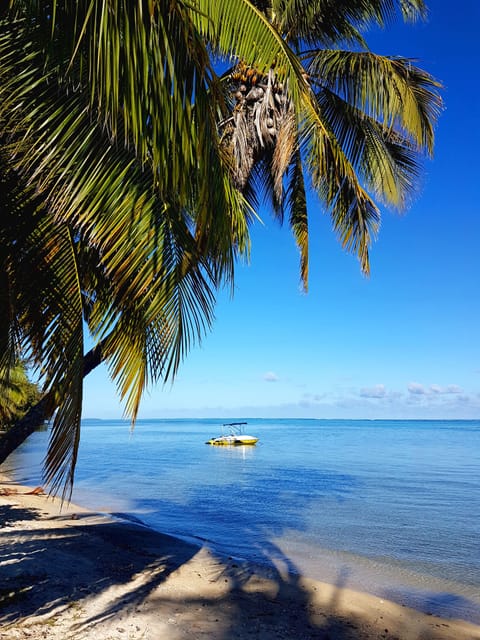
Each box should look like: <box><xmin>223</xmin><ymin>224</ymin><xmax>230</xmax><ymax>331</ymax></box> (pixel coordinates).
<box><xmin>230</xmin><ymin>64</ymin><xmax>288</xmax><ymax>139</ymax></box>
<box><xmin>224</xmin><ymin>62</ymin><xmax>294</xmax><ymax>189</ymax></box>
<box><xmin>231</xmin><ymin>65</ymin><xmax>285</xmax><ymax>101</ymax></box>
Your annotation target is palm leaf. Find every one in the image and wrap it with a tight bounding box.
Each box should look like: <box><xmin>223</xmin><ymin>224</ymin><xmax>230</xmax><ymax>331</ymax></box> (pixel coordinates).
<box><xmin>285</xmin><ymin>149</ymin><xmax>309</xmax><ymax>289</ymax></box>
<box><xmin>0</xmin><ymin>180</ymin><xmax>84</xmax><ymax>497</ymax></box>
<box><xmin>190</xmin><ymin>0</ymin><xmax>311</xmax><ymax>108</ymax></box>
<box><xmin>297</xmin><ymin>88</ymin><xmax>380</xmax><ymax>275</ymax></box>
<box><xmin>269</xmin><ymin>0</ymin><xmax>427</xmax><ymax>48</ymax></box>
<box><xmin>307</xmin><ymin>49</ymin><xmax>442</xmax><ymax>155</ymax></box>
<box><xmin>315</xmin><ymin>87</ymin><xmax>422</xmax><ymax>209</ymax></box>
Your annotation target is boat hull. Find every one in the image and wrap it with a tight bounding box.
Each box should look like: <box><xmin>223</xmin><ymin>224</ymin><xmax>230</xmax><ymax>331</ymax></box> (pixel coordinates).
<box><xmin>206</xmin><ymin>435</ymin><xmax>258</xmax><ymax>446</ymax></box>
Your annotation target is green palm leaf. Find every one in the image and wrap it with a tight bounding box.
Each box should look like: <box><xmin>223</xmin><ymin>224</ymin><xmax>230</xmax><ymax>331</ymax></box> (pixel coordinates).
<box><xmin>316</xmin><ymin>88</ymin><xmax>422</xmax><ymax>208</ymax></box>
<box><xmin>0</xmin><ymin>177</ymin><xmax>84</xmax><ymax>497</ymax></box>
<box><xmin>307</xmin><ymin>50</ymin><xmax>442</xmax><ymax>155</ymax></box>
<box><xmin>268</xmin><ymin>0</ymin><xmax>427</xmax><ymax>49</ymax></box>
<box><xmin>285</xmin><ymin>150</ymin><xmax>309</xmax><ymax>289</ymax></box>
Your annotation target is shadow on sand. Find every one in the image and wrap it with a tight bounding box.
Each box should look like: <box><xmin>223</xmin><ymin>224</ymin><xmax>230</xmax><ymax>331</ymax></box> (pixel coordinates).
<box><xmin>1</xmin><ymin>499</ymin><xmax>470</xmax><ymax>640</ymax></box>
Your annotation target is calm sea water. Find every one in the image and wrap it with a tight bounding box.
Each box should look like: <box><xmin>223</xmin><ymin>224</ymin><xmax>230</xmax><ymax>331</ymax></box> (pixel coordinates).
<box><xmin>6</xmin><ymin>418</ymin><xmax>480</xmax><ymax>623</ymax></box>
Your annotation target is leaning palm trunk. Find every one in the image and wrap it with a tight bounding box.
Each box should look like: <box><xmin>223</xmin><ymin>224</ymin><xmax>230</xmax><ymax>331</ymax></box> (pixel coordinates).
<box><xmin>0</xmin><ymin>342</ymin><xmax>105</xmax><ymax>467</ymax></box>
<box><xmin>0</xmin><ymin>395</ymin><xmax>52</xmax><ymax>466</ymax></box>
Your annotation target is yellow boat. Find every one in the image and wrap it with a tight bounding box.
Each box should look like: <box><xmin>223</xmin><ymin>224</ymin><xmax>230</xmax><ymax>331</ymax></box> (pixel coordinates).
<box><xmin>206</xmin><ymin>422</ymin><xmax>258</xmax><ymax>446</ymax></box>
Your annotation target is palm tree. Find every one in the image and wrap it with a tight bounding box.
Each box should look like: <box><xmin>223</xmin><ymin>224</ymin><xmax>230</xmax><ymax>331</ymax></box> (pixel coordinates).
<box><xmin>0</xmin><ymin>359</ymin><xmax>41</xmax><ymax>427</ymax></box>
<box><xmin>1</xmin><ymin>0</ymin><xmax>261</xmax><ymax>495</ymax></box>
<box><xmin>0</xmin><ymin>0</ymin><xmax>441</xmax><ymax>496</ymax></box>
<box><xmin>221</xmin><ymin>0</ymin><xmax>442</xmax><ymax>285</ymax></box>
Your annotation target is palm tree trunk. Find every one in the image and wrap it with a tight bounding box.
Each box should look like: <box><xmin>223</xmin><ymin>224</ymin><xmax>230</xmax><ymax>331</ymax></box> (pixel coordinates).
<box><xmin>0</xmin><ymin>341</ymin><xmax>106</xmax><ymax>466</ymax></box>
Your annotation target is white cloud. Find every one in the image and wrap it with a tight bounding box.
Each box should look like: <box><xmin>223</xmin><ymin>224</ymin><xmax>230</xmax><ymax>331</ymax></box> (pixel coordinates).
<box><xmin>359</xmin><ymin>384</ymin><xmax>387</xmax><ymax>399</ymax></box>
<box><xmin>430</xmin><ymin>384</ymin><xmax>462</xmax><ymax>395</ymax></box>
<box><xmin>263</xmin><ymin>371</ymin><xmax>279</xmax><ymax>382</ymax></box>
<box><xmin>429</xmin><ymin>384</ymin><xmax>442</xmax><ymax>394</ymax></box>
<box><xmin>408</xmin><ymin>382</ymin><xmax>427</xmax><ymax>395</ymax></box>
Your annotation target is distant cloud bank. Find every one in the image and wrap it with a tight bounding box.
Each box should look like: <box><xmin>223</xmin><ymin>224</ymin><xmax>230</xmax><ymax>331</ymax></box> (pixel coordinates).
<box><xmin>408</xmin><ymin>382</ymin><xmax>463</xmax><ymax>396</ymax></box>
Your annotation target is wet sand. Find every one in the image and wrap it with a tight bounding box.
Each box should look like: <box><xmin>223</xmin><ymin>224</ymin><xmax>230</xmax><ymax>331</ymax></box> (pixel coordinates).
<box><xmin>1</xmin><ymin>474</ymin><xmax>479</xmax><ymax>640</ymax></box>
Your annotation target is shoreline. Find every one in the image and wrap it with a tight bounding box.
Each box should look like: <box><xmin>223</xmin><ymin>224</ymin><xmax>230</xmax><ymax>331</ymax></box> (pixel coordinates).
<box><xmin>1</xmin><ymin>474</ymin><xmax>479</xmax><ymax>639</ymax></box>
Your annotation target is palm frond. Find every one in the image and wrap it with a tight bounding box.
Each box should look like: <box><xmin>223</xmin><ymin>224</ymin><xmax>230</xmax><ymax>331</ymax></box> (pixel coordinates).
<box><xmin>0</xmin><ymin>157</ymin><xmax>25</xmax><ymax>371</ymax></box>
<box><xmin>190</xmin><ymin>0</ymin><xmax>311</xmax><ymax>107</ymax></box>
<box><xmin>300</xmin><ymin>93</ymin><xmax>380</xmax><ymax>275</ymax></box>
<box><xmin>307</xmin><ymin>49</ymin><xmax>443</xmax><ymax>156</ymax></box>
<box><xmin>285</xmin><ymin>149</ymin><xmax>309</xmax><ymax>289</ymax></box>
<box><xmin>1</xmin><ymin>4</ymin><xmax>259</xmax><ymax>451</ymax></box>
<box><xmin>272</xmin><ymin>108</ymin><xmax>297</xmax><ymax>203</ymax></box>
<box><xmin>0</xmin><ymin>186</ymin><xmax>84</xmax><ymax>497</ymax></box>
<box><xmin>315</xmin><ymin>87</ymin><xmax>422</xmax><ymax>209</ymax></box>
<box><xmin>269</xmin><ymin>0</ymin><xmax>427</xmax><ymax>48</ymax></box>
<box><xmin>0</xmin><ymin>11</ymin><xmax>228</xmax><ymax>492</ymax></box>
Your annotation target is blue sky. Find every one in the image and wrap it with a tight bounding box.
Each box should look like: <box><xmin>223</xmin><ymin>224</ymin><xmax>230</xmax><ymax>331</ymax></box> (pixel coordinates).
<box><xmin>83</xmin><ymin>3</ymin><xmax>480</xmax><ymax>420</ymax></box>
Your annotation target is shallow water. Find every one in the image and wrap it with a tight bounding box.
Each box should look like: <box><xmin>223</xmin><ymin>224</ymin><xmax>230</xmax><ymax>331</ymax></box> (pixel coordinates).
<box><xmin>6</xmin><ymin>418</ymin><xmax>480</xmax><ymax>623</ymax></box>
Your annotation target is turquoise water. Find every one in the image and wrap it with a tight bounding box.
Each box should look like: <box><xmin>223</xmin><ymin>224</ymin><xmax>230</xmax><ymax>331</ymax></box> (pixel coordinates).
<box><xmin>6</xmin><ymin>418</ymin><xmax>480</xmax><ymax>623</ymax></box>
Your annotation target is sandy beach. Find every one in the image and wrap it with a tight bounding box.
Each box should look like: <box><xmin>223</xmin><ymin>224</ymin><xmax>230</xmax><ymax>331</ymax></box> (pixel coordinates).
<box><xmin>1</xmin><ymin>474</ymin><xmax>479</xmax><ymax>640</ymax></box>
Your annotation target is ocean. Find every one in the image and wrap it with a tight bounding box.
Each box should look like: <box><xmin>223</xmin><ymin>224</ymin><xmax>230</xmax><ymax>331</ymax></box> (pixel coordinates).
<box><xmin>5</xmin><ymin>418</ymin><xmax>480</xmax><ymax>623</ymax></box>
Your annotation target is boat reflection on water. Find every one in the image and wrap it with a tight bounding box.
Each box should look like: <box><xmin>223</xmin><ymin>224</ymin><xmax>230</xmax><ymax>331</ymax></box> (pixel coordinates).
<box><xmin>211</xmin><ymin>443</ymin><xmax>257</xmax><ymax>461</ymax></box>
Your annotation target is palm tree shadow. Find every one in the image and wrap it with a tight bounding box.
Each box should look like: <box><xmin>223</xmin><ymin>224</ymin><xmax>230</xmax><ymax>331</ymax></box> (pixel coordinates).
<box><xmin>0</xmin><ymin>508</ymin><xmax>198</xmax><ymax>627</ymax></box>
<box><xmin>79</xmin><ymin>528</ymin><xmax>364</xmax><ymax>639</ymax></box>
<box><xmin>1</xmin><ymin>501</ymin><xmax>472</xmax><ymax>639</ymax></box>
<box><xmin>0</xmin><ymin>502</ymin><xmax>40</xmax><ymax>527</ymax></box>
<box><xmin>0</xmin><ymin>499</ymin><xmax>365</xmax><ymax>639</ymax></box>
